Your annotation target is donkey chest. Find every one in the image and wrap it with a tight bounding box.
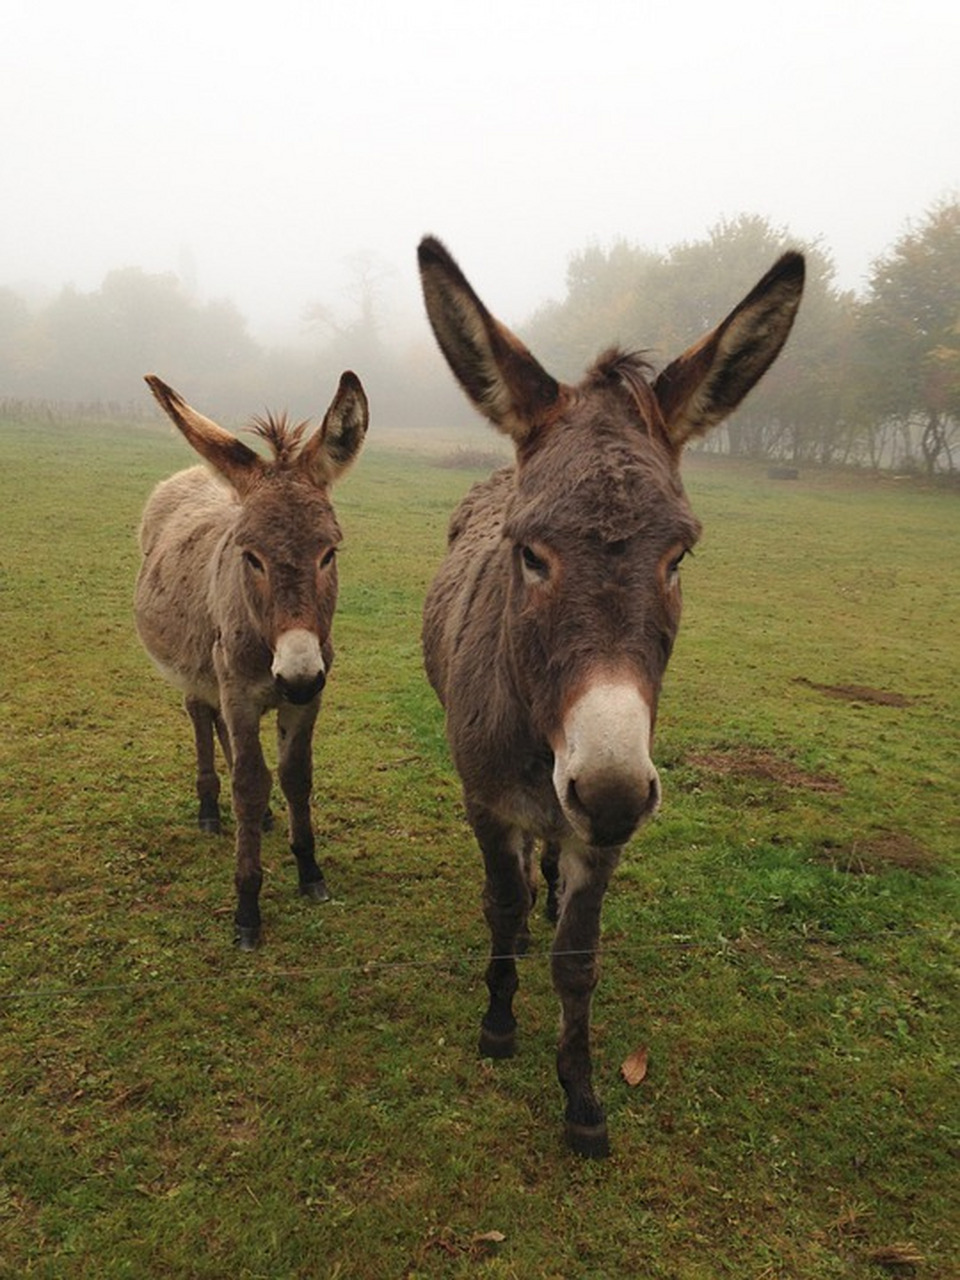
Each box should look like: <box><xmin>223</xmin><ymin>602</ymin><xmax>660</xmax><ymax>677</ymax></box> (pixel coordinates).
<box><xmin>211</xmin><ymin>632</ymin><xmax>280</xmax><ymax>708</ymax></box>
<box><xmin>456</xmin><ymin>730</ymin><xmax>567</xmax><ymax>838</ymax></box>
<box><xmin>495</xmin><ymin>783</ymin><xmax>568</xmax><ymax>839</ymax></box>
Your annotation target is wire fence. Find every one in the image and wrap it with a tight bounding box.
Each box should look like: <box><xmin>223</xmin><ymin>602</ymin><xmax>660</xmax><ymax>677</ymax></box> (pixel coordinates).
<box><xmin>0</xmin><ymin>923</ymin><xmax>925</xmax><ymax>1008</ymax></box>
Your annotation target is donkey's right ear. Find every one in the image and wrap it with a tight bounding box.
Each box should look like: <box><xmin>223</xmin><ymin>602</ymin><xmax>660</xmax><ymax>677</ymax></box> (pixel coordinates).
<box><xmin>145</xmin><ymin>376</ymin><xmax>262</xmax><ymax>494</ymax></box>
<box><xmin>418</xmin><ymin>236</ymin><xmax>560</xmax><ymax>446</ymax></box>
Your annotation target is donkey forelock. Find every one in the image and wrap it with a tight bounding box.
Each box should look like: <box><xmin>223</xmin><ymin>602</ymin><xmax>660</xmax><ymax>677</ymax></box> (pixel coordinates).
<box><xmin>589</xmin><ymin>348</ymin><xmax>668</xmax><ymax>439</ymax></box>
<box><xmin>247</xmin><ymin>412</ymin><xmax>313</xmax><ymax>466</ymax></box>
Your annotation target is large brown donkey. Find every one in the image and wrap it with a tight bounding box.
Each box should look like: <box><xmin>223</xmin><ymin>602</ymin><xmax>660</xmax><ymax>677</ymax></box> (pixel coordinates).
<box><xmin>135</xmin><ymin>372</ymin><xmax>368</xmax><ymax>949</ymax></box>
<box><xmin>419</xmin><ymin>236</ymin><xmax>803</xmax><ymax>1156</ymax></box>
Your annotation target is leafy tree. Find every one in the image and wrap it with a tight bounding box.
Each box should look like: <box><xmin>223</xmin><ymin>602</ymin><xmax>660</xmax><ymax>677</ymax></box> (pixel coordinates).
<box><xmin>858</xmin><ymin>199</ymin><xmax>960</xmax><ymax>472</ymax></box>
<box><xmin>0</xmin><ymin>287</ymin><xmax>33</xmax><ymax>397</ymax></box>
<box><xmin>523</xmin><ymin>215</ymin><xmax>857</xmax><ymax>464</ymax></box>
<box><xmin>525</xmin><ymin>241</ymin><xmax>665</xmax><ymax>378</ymax></box>
<box><xmin>21</xmin><ymin>269</ymin><xmax>260</xmax><ymax>410</ymax></box>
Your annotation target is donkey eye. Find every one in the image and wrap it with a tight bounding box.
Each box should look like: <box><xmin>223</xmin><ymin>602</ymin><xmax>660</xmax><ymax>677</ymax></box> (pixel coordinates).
<box><xmin>319</xmin><ymin>547</ymin><xmax>337</xmax><ymax>569</ymax></box>
<box><xmin>667</xmin><ymin>549</ymin><xmax>689</xmax><ymax>583</ymax></box>
<box><xmin>242</xmin><ymin>550</ymin><xmax>265</xmax><ymax>573</ymax></box>
<box><xmin>520</xmin><ymin>545</ymin><xmax>550</xmax><ymax>582</ymax></box>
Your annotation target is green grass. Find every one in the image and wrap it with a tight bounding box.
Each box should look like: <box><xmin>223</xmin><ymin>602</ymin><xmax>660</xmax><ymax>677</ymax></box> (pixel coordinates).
<box><xmin>1</xmin><ymin>419</ymin><xmax>957</xmax><ymax>1278</ymax></box>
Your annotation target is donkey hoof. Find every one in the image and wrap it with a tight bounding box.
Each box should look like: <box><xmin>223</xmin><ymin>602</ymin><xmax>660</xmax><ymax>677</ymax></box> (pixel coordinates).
<box><xmin>479</xmin><ymin>1026</ymin><xmax>517</xmax><ymax>1059</ymax></box>
<box><xmin>564</xmin><ymin>1119</ymin><xmax>611</xmax><ymax>1159</ymax></box>
<box><xmin>198</xmin><ymin>816</ymin><xmax>222</xmax><ymax>836</ymax></box>
<box><xmin>234</xmin><ymin>924</ymin><xmax>261</xmax><ymax>951</ymax></box>
<box><xmin>299</xmin><ymin>878</ymin><xmax>330</xmax><ymax>903</ymax></box>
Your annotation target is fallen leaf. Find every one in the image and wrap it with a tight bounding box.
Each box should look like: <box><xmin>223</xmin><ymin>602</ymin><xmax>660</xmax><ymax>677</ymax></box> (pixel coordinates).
<box><xmin>620</xmin><ymin>1045</ymin><xmax>649</xmax><ymax>1086</ymax></box>
<box><xmin>473</xmin><ymin>1231</ymin><xmax>506</xmax><ymax>1245</ymax></box>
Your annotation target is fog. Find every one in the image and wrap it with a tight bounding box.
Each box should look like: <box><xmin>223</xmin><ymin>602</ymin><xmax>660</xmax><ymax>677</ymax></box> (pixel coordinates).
<box><xmin>3</xmin><ymin>0</ymin><xmax>957</xmax><ymax>345</ymax></box>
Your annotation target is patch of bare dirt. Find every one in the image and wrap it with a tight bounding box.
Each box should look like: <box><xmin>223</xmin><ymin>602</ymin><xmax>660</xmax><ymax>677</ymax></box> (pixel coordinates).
<box><xmin>794</xmin><ymin>676</ymin><xmax>914</xmax><ymax>707</ymax></box>
<box><xmin>686</xmin><ymin>746</ymin><xmax>844</xmax><ymax>793</ymax></box>
<box><xmin>734</xmin><ymin>931</ymin><xmax>867</xmax><ymax>985</ymax></box>
<box><xmin>816</xmin><ymin>832</ymin><xmax>942</xmax><ymax>877</ymax></box>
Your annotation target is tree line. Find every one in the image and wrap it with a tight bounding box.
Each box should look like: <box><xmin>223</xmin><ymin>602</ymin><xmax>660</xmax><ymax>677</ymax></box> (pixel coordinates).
<box><xmin>1</xmin><ymin>200</ymin><xmax>957</xmax><ymax>473</ymax></box>
<box><xmin>525</xmin><ymin>202</ymin><xmax>959</xmax><ymax>475</ymax></box>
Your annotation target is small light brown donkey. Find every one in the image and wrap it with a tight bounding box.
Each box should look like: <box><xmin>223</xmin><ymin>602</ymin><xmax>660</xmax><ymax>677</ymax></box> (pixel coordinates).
<box><xmin>419</xmin><ymin>236</ymin><xmax>804</xmax><ymax>1156</ymax></box>
<box><xmin>135</xmin><ymin>372</ymin><xmax>368</xmax><ymax>949</ymax></box>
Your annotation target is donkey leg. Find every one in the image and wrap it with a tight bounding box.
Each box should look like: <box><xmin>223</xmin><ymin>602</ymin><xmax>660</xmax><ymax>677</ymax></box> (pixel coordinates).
<box><xmin>541</xmin><ymin>840</ymin><xmax>561</xmax><ymax>924</ymax></box>
<box><xmin>277</xmin><ymin>698</ymin><xmax>328</xmax><ymax>901</ymax></box>
<box><xmin>514</xmin><ymin>836</ymin><xmax>537</xmax><ymax>956</ymax></box>
<box><xmin>185</xmin><ymin>697</ymin><xmax>222</xmax><ymax>834</ymax></box>
<box><xmin>215</xmin><ymin>711</ymin><xmax>272</xmax><ymax>831</ymax></box>
<box><xmin>470</xmin><ymin>806</ymin><xmax>534</xmax><ymax>1060</ymax></box>
<box><xmin>214</xmin><ymin>710</ymin><xmax>233</xmax><ymax>771</ymax></box>
<box><xmin>222</xmin><ymin>704</ymin><xmax>272</xmax><ymax>950</ymax></box>
<box><xmin>552</xmin><ymin>845</ymin><xmax>619</xmax><ymax>1158</ymax></box>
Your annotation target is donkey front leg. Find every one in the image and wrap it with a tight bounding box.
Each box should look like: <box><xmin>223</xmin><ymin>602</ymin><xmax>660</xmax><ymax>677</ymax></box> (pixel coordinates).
<box><xmin>185</xmin><ymin>697</ymin><xmax>223</xmax><ymax>834</ymax></box>
<box><xmin>470</xmin><ymin>806</ymin><xmax>535</xmax><ymax>1060</ymax></box>
<box><xmin>277</xmin><ymin>698</ymin><xmax>329</xmax><ymax>902</ymax></box>
<box><xmin>222</xmin><ymin>703</ymin><xmax>272</xmax><ymax>950</ymax></box>
<box><xmin>553</xmin><ymin>845</ymin><xmax>619</xmax><ymax>1158</ymax></box>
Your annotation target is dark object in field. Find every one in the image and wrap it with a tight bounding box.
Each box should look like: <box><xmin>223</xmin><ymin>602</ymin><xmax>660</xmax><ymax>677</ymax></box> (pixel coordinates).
<box><xmin>135</xmin><ymin>373</ymin><xmax>368</xmax><ymax>948</ymax></box>
<box><xmin>418</xmin><ymin>235</ymin><xmax>803</xmax><ymax>1157</ymax></box>
<box><xmin>768</xmin><ymin>465</ymin><xmax>799</xmax><ymax>479</ymax></box>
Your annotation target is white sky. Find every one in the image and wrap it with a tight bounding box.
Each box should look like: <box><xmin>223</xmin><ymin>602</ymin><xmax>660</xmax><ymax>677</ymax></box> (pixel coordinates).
<box><xmin>3</xmin><ymin>0</ymin><xmax>957</xmax><ymax>341</ymax></box>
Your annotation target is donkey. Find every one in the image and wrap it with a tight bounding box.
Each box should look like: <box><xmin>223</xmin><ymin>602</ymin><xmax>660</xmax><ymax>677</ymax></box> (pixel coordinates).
<box><xmin>419</xmin><ymin>236</ymin><xmax>803</xmax><ymax>1156</ymax></box>
<box><xmin>135</xmin><ymin>372</ymin><xmax>368</xmax><ymax>948</ymax></box>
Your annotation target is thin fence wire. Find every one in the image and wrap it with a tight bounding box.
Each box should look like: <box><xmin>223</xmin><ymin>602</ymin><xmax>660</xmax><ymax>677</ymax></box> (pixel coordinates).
<box><xmin>0</xmin><ymin>925</ymin><xmax>925</xmax><ymax>1008</ymax></box>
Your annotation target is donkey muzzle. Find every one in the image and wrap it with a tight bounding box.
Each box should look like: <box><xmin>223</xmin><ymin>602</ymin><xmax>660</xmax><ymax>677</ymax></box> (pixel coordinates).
<box><xmin>552</xmin><ymin>679</ymin><xmax>661</xmax><ymax>848</ymax></box>
<box><xmin>272</xmin><ymin>629</ymin><xmax>326</xmax><ymax>704</ymax></box>
<box><xmin>275</xmin><ymin>669</ymin><xmax>326</xmax><ymax>704</ymax></box>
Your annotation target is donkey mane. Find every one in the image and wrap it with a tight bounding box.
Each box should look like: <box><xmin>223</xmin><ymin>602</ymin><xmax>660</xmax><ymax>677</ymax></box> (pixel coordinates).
<box><xmin>247</xmin><ymin>412</ymin><xmax>312</xmax><ymax>464</ymax></box>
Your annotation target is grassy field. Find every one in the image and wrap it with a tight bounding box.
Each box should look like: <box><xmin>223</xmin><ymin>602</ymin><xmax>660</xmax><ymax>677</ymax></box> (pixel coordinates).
<box><xmin>0</xmin><ymin>414</ymin><xmax>957</xmax><ymax>1279</ymax></box>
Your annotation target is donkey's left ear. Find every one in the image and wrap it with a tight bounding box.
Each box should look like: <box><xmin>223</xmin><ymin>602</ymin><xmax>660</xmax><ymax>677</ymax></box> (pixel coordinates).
<box><xmin>300</xmin><ymin>371</ymin><xmax>369</xmax><ymax>486</ymax></box>
<box><xmin>652</xmin><ymin>252</ymin><xmax>804</xmax><ymax>451</ymax></box>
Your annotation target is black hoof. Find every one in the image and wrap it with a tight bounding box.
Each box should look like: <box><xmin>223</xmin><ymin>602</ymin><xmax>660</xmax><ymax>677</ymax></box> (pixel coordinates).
<box><xmin>479</xmin><ymin>1026</ymin><xmax>517</xmax><ymax>1059</ymax></box>
<box><xmin>198</xmin><ymin>816</ymin><xmax>222</xmax><ymax>835</ymax></box>
<box><xmin>298</xmin><ymin>878</ymin><xmax>330</xmax><ymax>903</ymax></box>
<box><xmin>564</xmin><ymin>1119</ymin><xmax>611</xmax><ymax>1159</ymax></box>
<box><xmin>234</xmin><ymin>924</ymin><xmax>261</xmax><ymax>951</ymax></box>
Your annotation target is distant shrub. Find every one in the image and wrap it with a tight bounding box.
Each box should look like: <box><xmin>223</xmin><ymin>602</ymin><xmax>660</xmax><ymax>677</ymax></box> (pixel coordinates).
<box><xmin>432</xmin><ymin>446</ymin><xmax>508</xmax><ymax>471</ymax></box>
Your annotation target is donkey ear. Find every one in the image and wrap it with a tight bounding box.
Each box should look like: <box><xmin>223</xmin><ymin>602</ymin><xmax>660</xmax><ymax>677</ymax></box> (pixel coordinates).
<box><xmin>300</xmin><ymin>371</ymin><xmax>369</xmax><ymax>487</ymax></box>
<box><xmin>418</xmin><ymin>236</ymin><xmax>560</xmax><ymax>445</ymax></box>
<box><xmin>145</xmin><ymin>375</ymin><xmax>262</xmax><ymax>494</ymax></box>
<box><xmin>652</xmin><ymin>252</ymin><xmax>805</xmax><ymax>450</ymax></box>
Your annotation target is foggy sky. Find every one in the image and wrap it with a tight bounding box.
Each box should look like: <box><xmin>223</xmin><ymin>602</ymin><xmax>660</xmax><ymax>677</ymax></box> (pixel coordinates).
<box><xmin>4</xmin><ymin>0</ymin><xmax>957</xmax><ymax>343</ymax></box>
